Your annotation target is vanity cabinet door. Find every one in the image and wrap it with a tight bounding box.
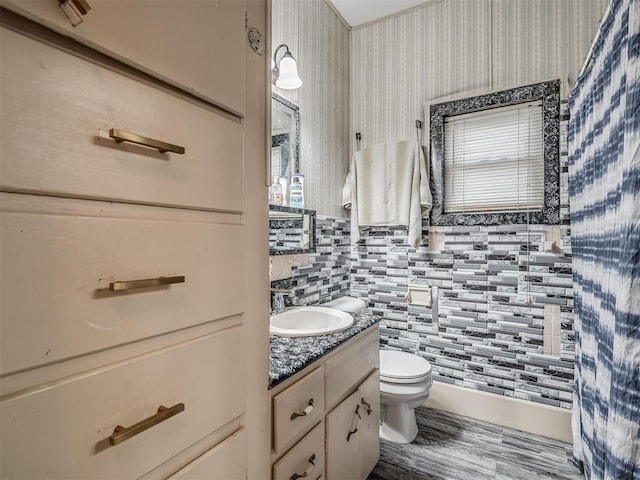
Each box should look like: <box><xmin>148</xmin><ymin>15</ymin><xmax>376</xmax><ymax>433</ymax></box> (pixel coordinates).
<box><xmin>325</xmin><ymin>390</ymin><xmax>362</xmax><ymax>480</ymax></box>
<box><xmin>2</xmin><ymin>0</ymin><xmax>246</xmax><ymax>115</ymax></box>
<box><xmin>358</xmin><ymin>370</ymin><xmax>380</xmax><ymax>479</ymax></box>
<box><xmin>325</xmin><ymin>371</ymin><xmax>380</xmax><ymax>480</ymax></box>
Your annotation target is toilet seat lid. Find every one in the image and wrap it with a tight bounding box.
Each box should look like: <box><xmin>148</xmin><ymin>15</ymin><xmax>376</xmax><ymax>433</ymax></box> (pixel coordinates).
<box><xmin>380</xmin><ymin>350</ymin><xmax>431</xmax><ymax>381</ymax></box>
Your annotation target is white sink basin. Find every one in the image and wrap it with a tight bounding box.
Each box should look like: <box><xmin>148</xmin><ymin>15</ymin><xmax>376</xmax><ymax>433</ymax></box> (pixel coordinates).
<box><xmin>270</xmin><ymin>306</ymin><xmax>354</xmax><ymax>337</ymax></box>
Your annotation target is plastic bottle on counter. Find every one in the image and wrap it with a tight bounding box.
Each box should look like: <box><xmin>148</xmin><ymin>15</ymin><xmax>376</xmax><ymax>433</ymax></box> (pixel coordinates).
<box><xmin>271</xmin><ymin>176</ymin><xmax>283</xmax><ymax>206</ymax></box>
<box><xmin>289</xmin><ymin>174</ymin><xmax>304</xmax><ymax>208</ymax></box>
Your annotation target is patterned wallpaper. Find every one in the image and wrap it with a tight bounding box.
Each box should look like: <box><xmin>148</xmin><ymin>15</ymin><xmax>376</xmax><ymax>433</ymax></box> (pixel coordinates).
<box><xmin>350</xmin><ymin>0</ymin><xmax>607</xmax><ymax>149</ymax></box>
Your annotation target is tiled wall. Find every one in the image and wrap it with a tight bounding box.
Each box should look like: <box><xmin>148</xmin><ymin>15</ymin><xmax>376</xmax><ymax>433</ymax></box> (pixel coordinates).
<box><xmin>287</xmin><ymin>215</ymin><xmax>351</xmax><ymax>305</ymax></box>
<box><xmin>283</xmin><ymin>106</ymin><xmax>575</xmax><ymax>409</ymax></box>
<box><xmin>269</xmin><ymin>218</ymin><xmax>306</xmax><ymax>251</ymax></box>
<box><xmin>351</xmin><ymin>223</ymin><xmax>574</xmax><ymax>409</ymax></box>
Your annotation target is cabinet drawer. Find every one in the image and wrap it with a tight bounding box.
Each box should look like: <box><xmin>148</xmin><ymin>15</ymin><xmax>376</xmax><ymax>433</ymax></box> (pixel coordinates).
<box><xmin>325</xmin><ymin>329</ymin><xmax>379</xmax><ymax>409</ymax></box>
<box><xmin>273</xmin><ymin>423</ymin><xmax>324</xmax><ymax>480</ymax></box>
<box><xmin>2</xmin><ymin>0</ymin><xmax>246</xmax><ymax>115</ymax></box>
<box><xmin>0</xmin><ymin>326</ymin><xmax>245</xmax><ymax>479</ymax></box>
<box><xmin>0</xmin><ymin>26</ymin><xmax>244</xmax><ymax>212</ymax></box>
<box><xmin>0</xmin><ymin>193</ymin><xmax>245</xmax><ymax>375</ymax></box>
<box><xmin>273</xmin><ymin>368</ymin><xmax>324</xmax><ymax>453</ymax></box>
<box><xmin>168</xmin><ymin>429</ymin><xmax>246</xmax><ymax>480</ymax></box>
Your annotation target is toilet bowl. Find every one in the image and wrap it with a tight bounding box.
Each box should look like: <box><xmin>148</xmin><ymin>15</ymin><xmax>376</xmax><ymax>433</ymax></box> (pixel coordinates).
<box><xmin>379</xmin><ymin>349</ymin><xmax>432</xmax><ymax>444</ymax></box>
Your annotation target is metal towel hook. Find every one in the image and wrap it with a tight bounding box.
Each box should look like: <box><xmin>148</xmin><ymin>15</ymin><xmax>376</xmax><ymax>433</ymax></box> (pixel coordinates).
<box><xmin>415</xmin><ymin>120</ymin><xmax>423</xmax><ymax>144</ymax></box>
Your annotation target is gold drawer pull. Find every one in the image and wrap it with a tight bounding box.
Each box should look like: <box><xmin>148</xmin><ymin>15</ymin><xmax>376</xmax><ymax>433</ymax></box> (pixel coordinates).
<box><xmin>109</xmin><ymin>129</ymin><xmax>185</xmax><ymax>154</ymax></box>
<box><xmin>109</xmin><ymin>403</ymin><xmax>185</xmax><ymax>446</ymax></box>
<box><xmin>289</xmin><ymin>454</ymin><xmax>315</xmax><ymax>480</ymax></box>
<box><xmin>109</xmin><ymin>275</ymin><xmax>185</xmax><ymax>292</ymax></box>
<box><xmin>290</xmin><ymin>399</ymin><xmax>314</xmax><ymax>421</ymax></box>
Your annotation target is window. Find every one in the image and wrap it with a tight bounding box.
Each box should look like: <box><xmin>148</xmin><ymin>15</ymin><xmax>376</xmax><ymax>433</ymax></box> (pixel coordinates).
<box><xmin>430</xmin><ymin>80</ymin><xmax>560</xmax><ymax>225</ymax></box>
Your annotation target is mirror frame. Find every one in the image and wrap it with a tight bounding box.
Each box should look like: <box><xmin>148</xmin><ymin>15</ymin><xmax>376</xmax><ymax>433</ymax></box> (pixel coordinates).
<box><xmin>429</xmin><ymin>80</ymin><xmax>561</xmax><ymax>226</ymax></box>
<box><xmin>272</xmin><ymin>92</ymin><xmax>300</xmax><ymax>174</ymax></box>
<box><xmin>269</xmin><ymin>205</ymin><xmax>316</xmax><ymax>255</ymax></box>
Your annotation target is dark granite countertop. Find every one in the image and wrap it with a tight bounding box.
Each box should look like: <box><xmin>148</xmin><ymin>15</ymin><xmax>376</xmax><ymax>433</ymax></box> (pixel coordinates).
<box><xmin>269</xmin><ymin>311</ymin><xmax>380</xmax><ymax>388</ymax></box>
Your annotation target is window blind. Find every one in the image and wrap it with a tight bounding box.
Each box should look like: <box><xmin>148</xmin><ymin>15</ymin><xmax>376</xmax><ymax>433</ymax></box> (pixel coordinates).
<box><xmin>443</xmin><ymin>102</ymin><xmax>544</xmax><ymax>214</ymax></box>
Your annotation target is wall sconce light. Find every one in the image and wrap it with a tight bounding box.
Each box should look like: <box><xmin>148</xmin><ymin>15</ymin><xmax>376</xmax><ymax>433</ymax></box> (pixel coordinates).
<box><xmin>272</xmin><ymin>44</ymin><xmax>302</xmax><ymax>90</ymax></box>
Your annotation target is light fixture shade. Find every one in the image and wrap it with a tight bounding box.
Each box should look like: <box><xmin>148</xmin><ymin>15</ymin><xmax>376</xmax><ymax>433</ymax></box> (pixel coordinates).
<box><xmin>276</xmin><ymin>52</ymin><xmax>302</xmax><ymax>89</ymax></box>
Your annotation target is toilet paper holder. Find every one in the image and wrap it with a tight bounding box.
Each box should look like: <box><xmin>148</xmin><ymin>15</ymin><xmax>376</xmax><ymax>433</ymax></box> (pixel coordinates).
<box><xmin>406</xmin><ymin>284</ymin><xmax>432</xmax><ymax>307</ymax></box>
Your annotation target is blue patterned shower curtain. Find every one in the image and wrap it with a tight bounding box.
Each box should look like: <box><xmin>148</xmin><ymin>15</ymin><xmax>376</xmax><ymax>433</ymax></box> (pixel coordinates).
<box><xmin>568</xmin><ymin>0</ymin><xmax>640</xmax><ymax>478</ymax></box>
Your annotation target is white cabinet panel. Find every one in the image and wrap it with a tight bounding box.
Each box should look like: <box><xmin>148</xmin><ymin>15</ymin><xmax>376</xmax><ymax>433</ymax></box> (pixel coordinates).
<box><xmin>325</xmin><ymin>331</ymin><xmax>379</xmax><ymax>409</ymax></box>
<box><xmin>0</xmin><ymin>193</ymin><xmax>245</xmax><ymax>375</ymax></box>
<box><xmin>0</xmin><ymin>326</ymin><xmax>245</xmax><ymax>479</ymax></box>
<box><xmin>0</xmin><ymin>26</ymin><xmax>244</xmax><ymax>212</ymax></box>
<box><xmin>1</xmin><ymin>0</ymin><xmax>246</xmax><ymax>115</ymax></box>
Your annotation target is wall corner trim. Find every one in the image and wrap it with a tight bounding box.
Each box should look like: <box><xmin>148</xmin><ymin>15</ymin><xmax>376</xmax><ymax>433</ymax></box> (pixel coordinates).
<box><xmin>424</xmin><ymin>382</ymin><xmax>573</xmax><ymax>443</ymax></box>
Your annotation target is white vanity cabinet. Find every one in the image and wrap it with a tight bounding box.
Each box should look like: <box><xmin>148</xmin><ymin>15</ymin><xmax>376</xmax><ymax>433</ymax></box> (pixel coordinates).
<box><xmin>0</xmin><ymin>0</ymin><xmax>267</xmax><ymax>478</ymax></box>
<box><xmin>270</xmin><ymin>326</ymin><xmax>380</xmax><ymax>480</ymax></box>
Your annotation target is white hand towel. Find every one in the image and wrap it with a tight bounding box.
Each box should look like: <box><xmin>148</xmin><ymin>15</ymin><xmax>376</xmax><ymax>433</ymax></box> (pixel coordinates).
<box><xmin>343</xmin><ymin>140</ymin><xmax>432</xmax><ymax>248</ymax></box>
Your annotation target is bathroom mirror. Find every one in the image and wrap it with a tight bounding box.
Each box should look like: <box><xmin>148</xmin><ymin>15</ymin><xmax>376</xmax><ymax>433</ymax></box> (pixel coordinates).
<box><xmin>271</xmin><ymin>93</ymin><xmax>300</xmax><ymax>179</ymax></box>
<box><xmin>269</xmin><ymin>205</ymin><xmax>316</xmax><ymax>255</ymax></box>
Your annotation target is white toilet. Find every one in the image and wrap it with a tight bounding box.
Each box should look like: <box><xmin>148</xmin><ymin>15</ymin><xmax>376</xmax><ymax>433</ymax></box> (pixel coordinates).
<box><xmin>379</xmin><ymin>349</ymin><xmax>433</xmax><ymax>444</ymax></box>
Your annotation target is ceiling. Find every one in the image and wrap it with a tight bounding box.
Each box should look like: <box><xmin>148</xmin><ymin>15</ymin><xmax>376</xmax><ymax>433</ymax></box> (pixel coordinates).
<box><xmin>327</xmin><ymin>0</ymin><xmax>440</xmax><ymax>28</ymax></box>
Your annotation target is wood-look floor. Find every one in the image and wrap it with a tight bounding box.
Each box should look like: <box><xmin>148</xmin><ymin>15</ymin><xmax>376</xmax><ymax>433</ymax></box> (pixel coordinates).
<box><xmin>368</xmin><ymin>407</ymin><xmax>583</xmax><ymax>480</ymax></box>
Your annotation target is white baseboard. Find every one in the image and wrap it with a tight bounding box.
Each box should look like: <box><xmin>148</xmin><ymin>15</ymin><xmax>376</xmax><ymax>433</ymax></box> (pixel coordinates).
<box><xmin>424</xmin><ymin>382</ymin><xmax>573</xmax><ymax>443</ymax></box>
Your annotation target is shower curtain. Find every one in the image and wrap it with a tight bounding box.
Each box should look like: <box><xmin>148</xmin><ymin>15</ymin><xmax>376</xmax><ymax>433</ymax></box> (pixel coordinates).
<box><xmin>568</xmin><ymin>0</ymin><xmax>640</xmax><ymax>478</ymax></box>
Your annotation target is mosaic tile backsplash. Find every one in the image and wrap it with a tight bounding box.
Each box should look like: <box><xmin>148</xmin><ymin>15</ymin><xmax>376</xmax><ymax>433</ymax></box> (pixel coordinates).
<box><xmin>281</xmin><ymin>103</ymin><xmax>573</xmax><ymax>409</ymax></box>
<box><xmin>287</xmin><ymin>215</ymin><xmax>351</xmax><ymax>306</ymax></box>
